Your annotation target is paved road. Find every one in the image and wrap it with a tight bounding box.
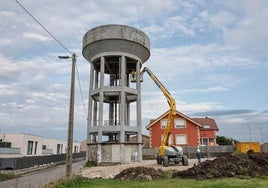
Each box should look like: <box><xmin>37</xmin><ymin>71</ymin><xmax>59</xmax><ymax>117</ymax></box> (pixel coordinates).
<box><xmin>0</xmin><ymin>160</ymin><xmax>86</xmax><ymax>188</ymax></box>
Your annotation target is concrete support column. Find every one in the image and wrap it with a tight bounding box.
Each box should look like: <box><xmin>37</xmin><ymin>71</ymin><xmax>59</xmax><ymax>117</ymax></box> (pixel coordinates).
<box><xmin>97</xmin><ymin>56</ymin><xmax>105</xmax><ymax>164</ymax></box>
<box><xmin>120</xmin><ymin>56</ymin><xmax>126</xmax><ymax>164</ymax></box>
<box><xmin>109</xmin><ymin>75</ymin><xmax>115</xmax><ymax>126</ymax></box>
<box><xmin>93</xmin><ymin>69</ymin><xmax>99</xmax><ymax>125</ymax></box>
<box><xmin>136</xmin><ymin>61</ymin><xmax>142</xmax><ymax>162</ymax></box>
<box><xmin>86</xmin><ymin>63</ymin><xmax>94</xmax><ymax>161</ymax></box>
<box><xmin>127</xmin><ymin>103</ymin><xmax>130</xmax><ymax>126</ymax></box>
<box><xmin>93</xmin><ymin>69</ymin><xmax>98</xmax><ymax>142</ymax></box>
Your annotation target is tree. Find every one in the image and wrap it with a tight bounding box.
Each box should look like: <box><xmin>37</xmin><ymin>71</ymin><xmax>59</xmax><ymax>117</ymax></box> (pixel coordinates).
<box><xmin>216</xmin><ymin>135</ymin><xmax>238</xmax><ymax>145</ymax></box>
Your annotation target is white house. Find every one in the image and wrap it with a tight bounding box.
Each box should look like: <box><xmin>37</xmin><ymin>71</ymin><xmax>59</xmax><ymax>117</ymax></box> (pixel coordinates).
<box><xmin>4</xmin><ymin>133</ymin><xmax>43</xmax><ymax>157</ymax></box>
<box><xmin>0</xmin><ymin>131</ymin><xmax>80</xmax><ymax>158</ymax></box>
<box><xmin>43</xmin><ymin>138</ymin><xmax>80</xmax><ymax>155</ymax></box>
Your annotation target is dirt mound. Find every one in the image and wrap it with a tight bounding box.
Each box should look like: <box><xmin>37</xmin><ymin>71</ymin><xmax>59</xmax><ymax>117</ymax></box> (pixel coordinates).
<box><xmin>173</xmin><ymin>153</ymin><xmax>268</xmax><ymax>179</ymax></box>
<box><xmin>114</xmin><ymin>166</ymin><xmax>163</xmax><ymax>181</ymax></box>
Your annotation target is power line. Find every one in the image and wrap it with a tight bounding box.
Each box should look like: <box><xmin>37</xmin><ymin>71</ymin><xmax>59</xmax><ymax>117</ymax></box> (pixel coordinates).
<box><xmin>75</xmin><ymin>63</ymin><xmax>87</xmax><ymax>118</ymax></box>
<box><xmin>15</xmin><ymin>0</ymin><xmax>72</xmax><ymax>55</ymax></box>
<box><xmin>14</xmin><ymin>0</ymin><xmax>88</xmax><ymax>118</ymax></box>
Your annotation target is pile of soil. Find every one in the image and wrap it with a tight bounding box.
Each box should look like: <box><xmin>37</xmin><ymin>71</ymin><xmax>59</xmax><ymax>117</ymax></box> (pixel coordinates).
<box><xmin>113</xmin><ymin>153</ymin><xmax>268</xmax><ymax>181</ymax></box>
<box><xmin>114</xmin><ymin>166</ymin><xmax>163</xmax><ymax>181</ymax></box>
<box><xmin>173</xmin><ymin>153</ymin><xmax>268</xmax><ymax>179</ymax></box>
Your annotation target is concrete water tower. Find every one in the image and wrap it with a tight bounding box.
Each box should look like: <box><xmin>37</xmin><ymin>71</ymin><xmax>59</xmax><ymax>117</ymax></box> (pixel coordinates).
<box><xmin>82</xmin><ymin>25</ymin><xmax>150</xmax><ymax>164</ymax></box>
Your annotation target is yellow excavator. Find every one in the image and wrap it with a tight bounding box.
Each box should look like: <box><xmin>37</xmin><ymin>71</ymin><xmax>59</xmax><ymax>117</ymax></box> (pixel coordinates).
<box><xmin>132</xmin><ymin>67</ymin><xmax>188</xmax><ymax>167</ymax></box>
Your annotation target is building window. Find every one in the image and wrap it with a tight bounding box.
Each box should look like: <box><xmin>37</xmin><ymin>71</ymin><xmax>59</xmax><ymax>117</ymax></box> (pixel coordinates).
<box><xmin>74</xmin><ymin>146</ymin><xmax>78</xmax><ymax>153</ymax></box>
<box><xmin>175</xmin><ymin>118</ymin><xmax>186</xmax><ymax>128</ymax></box>
<box><xmin>160</xmin><ymin>119</ymin><xmax>167</xmax><ymax>129</ymax></box>
<box><xmin>203</xmin><ymin>125</ymin><xmax>210</xmax><ymax>129</ymax></box>
<box><xmin>175</xmin><ymin>135</ymin><xmax>187</xmax><ymax>145</ymax></box>
<box><xmin>200</xmin><ymin>138</ymin><xmax>215</xmax><ymax>146</ymax></box>
<box><xmin>34</xmin><ymin>141</ymin><xmax>38</xmax><ymax>154</ymax></box>
<box><xmin>161</xmin><ymin>134</ymin><xmax>173</xmax><ymax>145</ymax></box>
<box><xmin>27</xmin><ymin>141</ymin><xmax>34</xmax><ymax>155</ymax></box>
<box><xmin>57</xmin><ymin>144</ymin><xmax>63</xmax><ymax>154</ymax></box>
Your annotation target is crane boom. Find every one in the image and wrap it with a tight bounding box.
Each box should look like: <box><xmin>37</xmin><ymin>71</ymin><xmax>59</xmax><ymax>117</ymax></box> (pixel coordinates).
<box><xmin>133</xmin><ymin>67</ymin><xmax>176</xmax><ymax>147</ymax></box>
<box><xmin>132</xmin><ymin>66</ymin><xmax>188</xmax><ymax>167</ymax></box>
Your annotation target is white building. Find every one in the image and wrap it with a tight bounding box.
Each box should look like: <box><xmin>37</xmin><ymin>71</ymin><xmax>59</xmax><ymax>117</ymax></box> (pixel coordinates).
<box><xmin>4</xmin><ymin>133</ymin><xmax>43</xmax><ymax>157</ymax></box>
<box><xmin>0</xmin><ymin>131</ymin><xmax>80</xmax><ymax>158</ymax></box>
<box><xmin>43</xmin><ymin>138</ymin><xmax>80</xmax><ymax>155</ymax></box>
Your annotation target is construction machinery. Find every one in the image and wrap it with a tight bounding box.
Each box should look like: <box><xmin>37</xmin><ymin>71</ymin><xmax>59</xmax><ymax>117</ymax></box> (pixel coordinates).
<box><xmin>132</xmin><ymin>67</ymin><xmax>188</xmax><ymax>167</ymax></box>
<box><xmin>236</xmin><ymin>142</ymin><xmax>261</xmax><ymax>154</ymax></box>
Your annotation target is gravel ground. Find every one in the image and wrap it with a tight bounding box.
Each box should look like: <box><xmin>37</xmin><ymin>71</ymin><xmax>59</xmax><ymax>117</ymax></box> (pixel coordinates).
<box><xmin>81</xmin><ymin>159</ymin><xmax>200</xmax><ymax>179</ymax></box>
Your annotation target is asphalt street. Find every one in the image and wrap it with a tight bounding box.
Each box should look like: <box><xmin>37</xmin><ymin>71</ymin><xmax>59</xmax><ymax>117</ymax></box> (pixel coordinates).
<box><xmin>0</xmin><ymin>160</ymin><xmax>86</xmax><ymax>188</ymax></box>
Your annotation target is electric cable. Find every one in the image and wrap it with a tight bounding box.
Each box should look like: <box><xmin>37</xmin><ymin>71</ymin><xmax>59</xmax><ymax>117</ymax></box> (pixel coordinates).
<box><xmin>15</xmin><ymin>0</ymin><xmax>72</xmax><ymax>55</ymax></box>
<box><xmin>75</xmin><ymin>62</ymin><xmax>87</xmax><ymax>118</ymax></box>
<box><xmin>14</xmin><ymin>0</ymin><xmax>88</xmax><ymax>119</ymax></box>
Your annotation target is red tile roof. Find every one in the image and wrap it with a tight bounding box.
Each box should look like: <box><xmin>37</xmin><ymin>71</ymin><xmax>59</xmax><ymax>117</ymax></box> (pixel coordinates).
<box><xmin>191</xmin><ymin>117</ymin><xmax>219</xmax><ymax>131</ymax></box>
<box><xmin>146</xmin><ymin>110</ymin><xmax>203</xmax><ymax>130</ymax></box>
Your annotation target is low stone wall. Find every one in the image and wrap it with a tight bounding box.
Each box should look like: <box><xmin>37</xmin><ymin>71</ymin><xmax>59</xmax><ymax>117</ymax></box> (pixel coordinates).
<box><xmin>142</xmin><ymin>145</ymin><xmax>235</xmax><ymax>160</ymax></box>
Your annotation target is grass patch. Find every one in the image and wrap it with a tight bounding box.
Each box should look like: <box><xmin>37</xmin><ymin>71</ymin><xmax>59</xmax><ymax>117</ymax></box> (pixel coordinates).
<box><xmin>84</xmin><ymin>161</ymin><xmax>97</xmax><ymax>168</ymax></box>
<box><xmin>0</xmin><ymin>173</ymin><xmax>17</xmax><ymax>181</ymax></box>
<box><xmin>50</xmin><ymin>176</ymin><xmax>268</xmax><ymax>188</ymax></box>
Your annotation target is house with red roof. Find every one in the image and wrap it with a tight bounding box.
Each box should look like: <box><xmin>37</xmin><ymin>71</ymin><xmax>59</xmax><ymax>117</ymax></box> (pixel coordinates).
<box><xmin>145</xmin><ymin>110</ymin><xmax>219</xmax><ymax>148</ymax></box>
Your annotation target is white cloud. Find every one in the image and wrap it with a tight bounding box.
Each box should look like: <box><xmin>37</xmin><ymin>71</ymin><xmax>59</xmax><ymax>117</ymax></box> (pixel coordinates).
<box><xmin>210</xmin><ymin>11</ymin><xmax>237</xmax><ymax>29</ymax></box>
<box><xmin>181</xmin><ymin>102</ymin><xmax>222</xmax><ymax>114</ymax></box>
<box><xmin>22</xmin><ymin>32</ymin><xmax>51</xmax><ymax>42</ymax></box>
<box><xmin>148</xmin><ymin>43</ymin><xmax>259</xmax><ymax>81</ymax></box>
<box><xmin>165</xmin><ymin>16</ymin><xmax>196</xmax><ymax>37</ymax></box>
<box><xmin>220</xmin><ymin>1</ymin><xmax>268</xmax><ymax>57</ymax></box>
<box><xmin>0</xmin><ymin>54</ymin><xmax>21</xmax><ymax>83</ymax></box>
<box><xmin>182</xmin><ymin>86</ymin><xmax>230</xmax><ymax>93</ymax></box>
<box><xmin>0</xmin><ymin>38</ymin><xmax>12</xmax><ymax>45</ymax></box>
<box><xmin>0</xmin><ymin>85</ymin><xmax>16</xmax><ymax>96</ymax></box>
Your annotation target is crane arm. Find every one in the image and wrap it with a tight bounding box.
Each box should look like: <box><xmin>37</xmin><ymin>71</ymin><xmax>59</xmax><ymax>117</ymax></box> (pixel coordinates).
<box><xmin>132</xmin><ymin>67</ymin><xmax>176</xmax><ymax>146</ymax></box>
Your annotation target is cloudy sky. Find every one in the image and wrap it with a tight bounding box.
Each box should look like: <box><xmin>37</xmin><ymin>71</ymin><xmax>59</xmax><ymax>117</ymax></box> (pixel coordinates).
<box><xmin>1</xmin><ymin>0</ymin><xmax>268</xmax><ymax>143</ymax></box>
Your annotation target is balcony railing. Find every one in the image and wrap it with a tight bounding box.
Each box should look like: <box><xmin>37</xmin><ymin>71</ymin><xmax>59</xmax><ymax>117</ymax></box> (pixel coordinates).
<box><xmin>42</xmin><ymin>149</ymin><xmax>53</xmax><ymax>154</ymax></box>
<box><xmin>0</xmin><ymin>147</ymin><xmax>20</xmax><ymax>154</ymax></box>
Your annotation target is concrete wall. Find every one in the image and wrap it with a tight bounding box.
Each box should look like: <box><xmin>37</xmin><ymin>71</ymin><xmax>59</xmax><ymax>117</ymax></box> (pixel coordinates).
<box><xmin>142</xmin><ymin>145</ymin><xmax>236</xmax><ymax>159</ymax></box>
<box><xmin>261</xmin><ymin>143</ymin><xmax>268</xmax><ymax>153</ymax></box>
<box><xmin>88</xmin><ymin>143</ymin><xmax>139</xmax><ymax>164</ymax></box>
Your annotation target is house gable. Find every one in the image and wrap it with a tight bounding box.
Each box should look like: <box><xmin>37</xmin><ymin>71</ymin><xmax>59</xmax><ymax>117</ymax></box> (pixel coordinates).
<box><xmin>146</xmin><ymin>110</ymin><xmax>202</xmax><ymax>130</ymax></box>
<box><xmin>192</xmin><ymin>117</ymin><xmax>219</xmax><ymax>146</ymax></box>
<box><xmin>191</xmin><ymin>117</ymin><xmax>219</xmax><ymax>131</ymax></box>
<box><xmin>146</xmin><ymin>110</ymin><xmax>202</xmax><ymax>147</ymax></box>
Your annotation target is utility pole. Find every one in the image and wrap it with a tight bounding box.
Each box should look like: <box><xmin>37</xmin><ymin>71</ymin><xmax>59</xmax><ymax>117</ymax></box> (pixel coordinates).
<box><xmin>248</xmin><ymin>125</ymin><xmax>252</xmax><ymax>142</ymax></box>
<box><xmin>260</xmin><ymin>128</ymin><xmax>264</xmax><ymax>144</ymax></box>
<box><xmin>58</xmin><ymin>53</ymin><xmax>76</xmax><ymax>179</ymax></box>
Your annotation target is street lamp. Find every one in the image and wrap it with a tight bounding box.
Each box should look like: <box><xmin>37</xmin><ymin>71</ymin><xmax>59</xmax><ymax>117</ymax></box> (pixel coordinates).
<box><xmin>58</xmin><ymin>53</ymin><xmax>76</xmax><ymax>179</ymax></box>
